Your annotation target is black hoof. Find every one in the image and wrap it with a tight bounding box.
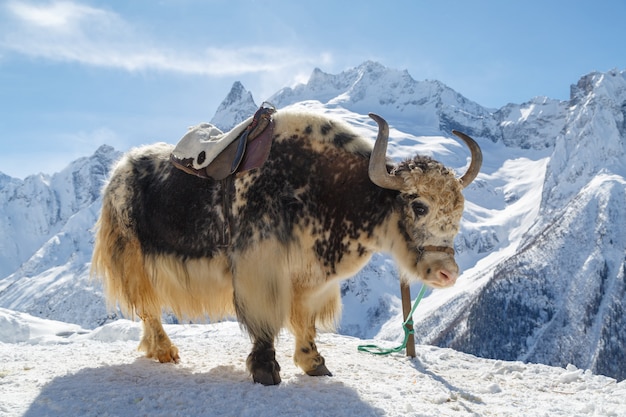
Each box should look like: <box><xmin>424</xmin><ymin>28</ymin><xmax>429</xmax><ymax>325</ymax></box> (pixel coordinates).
<box><xmin>253</xmin><ymin>368</ymin><xmax>282</xmax><ymax>385</ymax></box>
<box><xmin>306</xmin><ymin>363</ymin><xmax>333</xmax><ymax>377</ymax></box>
<box><xmin>247</xmin><ymin>347</ymin><xmax>282</xmax><ymax>385</ymax></box>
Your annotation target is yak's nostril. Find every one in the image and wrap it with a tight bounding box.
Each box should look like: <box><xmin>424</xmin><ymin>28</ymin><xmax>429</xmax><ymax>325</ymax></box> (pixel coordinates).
<box><xmin>438</xmin><ymin>269</ymin><xmax>458</xmax><ymax>284</ymax></box>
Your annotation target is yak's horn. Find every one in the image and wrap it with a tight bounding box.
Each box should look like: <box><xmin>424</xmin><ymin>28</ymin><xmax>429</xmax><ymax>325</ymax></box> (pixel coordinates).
<box><xmin>452</xmin><ymin>130</ymin><xmax>482</xmax><ymax>188</ymax></box>
<box><xmin>368</xmin><ymin>113</ymin><xmax>404</xmax><ymax>191</ymax></box>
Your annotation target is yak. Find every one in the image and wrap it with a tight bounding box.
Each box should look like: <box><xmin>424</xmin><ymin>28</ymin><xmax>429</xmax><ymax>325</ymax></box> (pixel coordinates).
<box><xmin>91</xmin><ymin>110</ymin><xmax>482</xmax><ymax>385</ymax></box>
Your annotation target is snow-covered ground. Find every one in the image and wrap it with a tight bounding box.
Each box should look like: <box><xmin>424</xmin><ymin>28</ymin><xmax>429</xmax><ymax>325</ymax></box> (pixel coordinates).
<box><xmin>1</xmin><ymin>308</ymin><xmax>624</xmax><ymax>417</ymax></box>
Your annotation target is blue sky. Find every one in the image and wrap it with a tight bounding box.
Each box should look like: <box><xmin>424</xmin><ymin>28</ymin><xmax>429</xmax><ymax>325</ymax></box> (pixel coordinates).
<box><xmin>1</xmin><ymin>0</ymin><xmax>624</xmax><ymax>179</ymax></box>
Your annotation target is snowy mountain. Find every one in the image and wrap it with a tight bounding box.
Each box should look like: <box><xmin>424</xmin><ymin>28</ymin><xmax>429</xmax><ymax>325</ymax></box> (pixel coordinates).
<box><xmin>0</xmin><ymin>146</ymin><xmax>113</xmax><ymax>277</ymax></box>
<box><xmin>210</xmin><ymin>80</ymin><xmax>258</xmax><ymax>131</ymax></box>
<box><xmin>0</xmin><ymin>145</ymin><xmax>121</xmax><ymax>328</ymax></box>
<box><xmin>0</xmin><ymin>62</ymin><xmax>625</xmax><ymax>382</ymax></box>
<box><xmin>411</xmin><ymin>69</ymin><xmax>626</xmax><ymax>381</ymax></box>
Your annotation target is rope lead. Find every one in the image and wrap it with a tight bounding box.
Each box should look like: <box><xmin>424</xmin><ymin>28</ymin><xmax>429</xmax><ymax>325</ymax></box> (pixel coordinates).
<box><xmin>357</xmin><ymin>284</ymin><xmax>427</xmax><ymax>355</ymax></box>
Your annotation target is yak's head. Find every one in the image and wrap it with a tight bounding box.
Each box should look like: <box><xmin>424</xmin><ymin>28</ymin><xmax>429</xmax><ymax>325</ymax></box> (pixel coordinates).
<box><xmin>368</xmin><ymin>114</ymin><xmax>482</xmax><ymax>288</ymax></box>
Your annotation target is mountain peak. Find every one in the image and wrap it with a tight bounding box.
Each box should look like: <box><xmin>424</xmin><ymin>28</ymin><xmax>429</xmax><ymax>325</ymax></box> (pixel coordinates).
<box><xmin>223</xmin><ymin>81</ymin><xmax>249</xmax><ymax>104</ymax></box>
<box><xmin>210</xmin><ymin>81</ymin><xmax>258</xmax><ymax>131</ymax></box>
<box><xmin>541</xmin><ymin>69</ymin><xmax>626</xmax><ymax>213</ymax></box>
<box><xmin>266</xmin><ymin>61</ymin><xmax>500</xmax><ymax>139</ymax></box>
<box><xmin>94</xmin><ymin>144</ymin><xmax>116</xmax><ymax>157</ymax></box>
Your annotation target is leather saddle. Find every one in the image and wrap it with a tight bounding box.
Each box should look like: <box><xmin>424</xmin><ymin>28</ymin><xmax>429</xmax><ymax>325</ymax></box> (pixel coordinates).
<box><xmin>170</xmin><ymin>103</ymin><xmax>276</xmax><ymax>180</ymax></box>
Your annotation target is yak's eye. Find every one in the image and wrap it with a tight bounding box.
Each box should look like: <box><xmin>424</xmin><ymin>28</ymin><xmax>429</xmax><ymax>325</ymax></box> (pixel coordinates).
<box><xmin>411</xmin><ymin>201</ymin><xmax>429</xmax><ymax>217</ymax></box>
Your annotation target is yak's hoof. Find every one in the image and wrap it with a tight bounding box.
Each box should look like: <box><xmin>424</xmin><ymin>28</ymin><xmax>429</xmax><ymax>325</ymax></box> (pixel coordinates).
<box><xmin>247</xmin><ymin>348</ymin><xmax>282</xmax><ymax>385</ymax></box>
<box><xmin>306</xmin><ymin>363</ymin><xmax>332</xmax><ymax>377</ymax></box>
<box><xmin>146</xmin><ymin>345</ymin><xmax>180</xmax><ymax>364</ymax></box>
<box><xmin>253</xmin><ymin>368</ymin><xmax>282</xmax><ymax>385</ymax></box>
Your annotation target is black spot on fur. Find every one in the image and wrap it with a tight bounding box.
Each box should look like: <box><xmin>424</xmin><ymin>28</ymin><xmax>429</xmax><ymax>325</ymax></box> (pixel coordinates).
<box><xmin>320</xmin><ymin>123</ymin><xmax>332</xmax><ymax>135</ymax></box>
<box><xmin>128</xmin><ymin>157</ymin><xmax>229</xmax><ymax>258</ymax></box>
<box><xmin>333</xmin><ymin>132</ymin><xmax>355</xmax><ymax>148</ymax></box>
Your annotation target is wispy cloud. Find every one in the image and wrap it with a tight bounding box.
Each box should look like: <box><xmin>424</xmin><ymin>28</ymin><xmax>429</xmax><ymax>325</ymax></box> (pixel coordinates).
<box><xmin>0</xmin><ymin>1</ymin><xmax>331</xmax><ymax>76</ymax></box>
<box><xmin>6</xmin><ymin>0</ymin><xmax>108</xmax><ymax>30</ymax></box>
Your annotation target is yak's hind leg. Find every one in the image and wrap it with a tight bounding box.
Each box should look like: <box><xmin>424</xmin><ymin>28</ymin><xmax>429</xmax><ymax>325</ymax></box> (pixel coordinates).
<box><xmin>91</xmin><ymin>206</ymin><xmax>180</xmax><ymax>364</ymax></box>
<box><xmin>290</xmin><ymin>282</ymin><xmax>340</xmax><ymax>377</ymax></box>
<box><xmin>139</xmin><ymin>314</ymin><xmax>180</xmax><ymax>363</ymax></box>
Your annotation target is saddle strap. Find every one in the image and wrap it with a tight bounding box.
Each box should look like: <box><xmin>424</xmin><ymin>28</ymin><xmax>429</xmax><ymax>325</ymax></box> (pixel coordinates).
<box><xmin>204</xmin><ymin>104</ymin><xmax>276</xmax><ymax>180</ymax></box>
<box><xmin>230</xmin><ymin>104</ymin><xmax>276</xmax><ymax>173</ymax></box>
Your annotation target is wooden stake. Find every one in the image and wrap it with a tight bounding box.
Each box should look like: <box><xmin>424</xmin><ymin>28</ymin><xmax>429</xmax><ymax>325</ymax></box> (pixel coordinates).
<box><xmin>400</xmin><ymin>280</ymin><xmax>416</xmax><ymax>358</ymax></box>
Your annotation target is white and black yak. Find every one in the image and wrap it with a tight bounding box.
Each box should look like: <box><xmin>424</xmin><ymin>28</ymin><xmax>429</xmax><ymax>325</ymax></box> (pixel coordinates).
<box><xmin>91</xmin><ymin>110</ymin><xmax>482</xmax><ymax>385</ymax></box>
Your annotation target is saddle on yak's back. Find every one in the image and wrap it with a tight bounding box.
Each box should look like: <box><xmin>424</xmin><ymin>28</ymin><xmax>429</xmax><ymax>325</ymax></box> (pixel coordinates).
<box><xmin>170</xmin><ymin>103</ymin><xmax>276</xmax><ymax>180</ymax></box>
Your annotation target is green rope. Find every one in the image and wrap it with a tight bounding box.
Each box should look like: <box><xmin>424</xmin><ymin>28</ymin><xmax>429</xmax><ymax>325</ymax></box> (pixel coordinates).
<box><xmin>357</xmin><ymin>284</ymin><xmax>427</xmax><ymax>355</ymax></box>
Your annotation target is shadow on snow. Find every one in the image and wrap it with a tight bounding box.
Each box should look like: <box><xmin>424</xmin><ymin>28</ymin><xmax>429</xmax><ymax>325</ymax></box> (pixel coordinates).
<box><xmin>23</xmin><ymin>358</ymin><xmax>385</xmax><ymax>417</ymax></box>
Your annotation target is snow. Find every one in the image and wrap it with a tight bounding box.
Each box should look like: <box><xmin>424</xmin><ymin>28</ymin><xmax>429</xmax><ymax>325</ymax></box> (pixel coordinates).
<box><xmin>1</xmin><ymin>309</ymin><xmax>625</xmax><ymax>417</ymax></box>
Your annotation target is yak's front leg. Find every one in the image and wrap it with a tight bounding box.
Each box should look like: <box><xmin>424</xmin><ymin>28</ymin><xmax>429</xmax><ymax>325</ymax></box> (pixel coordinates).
<box><xmin>246</xmin><ymin>338</ymin><xmax>281</xmax><ymax>385</ymax></box>
<box><xmin>138</xmin><ymin>314</ymin><xmax>180</xmax><ymax>363</ymax></box>
<box><xmin>232</xmin><ymin>246</ymin><xmax>290</xmax><ymax>385</ymax></box>
<box><xmin>234</xmin><ymin>295</ymin><xmax>283</xmax><ymax>385</ymax></box>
